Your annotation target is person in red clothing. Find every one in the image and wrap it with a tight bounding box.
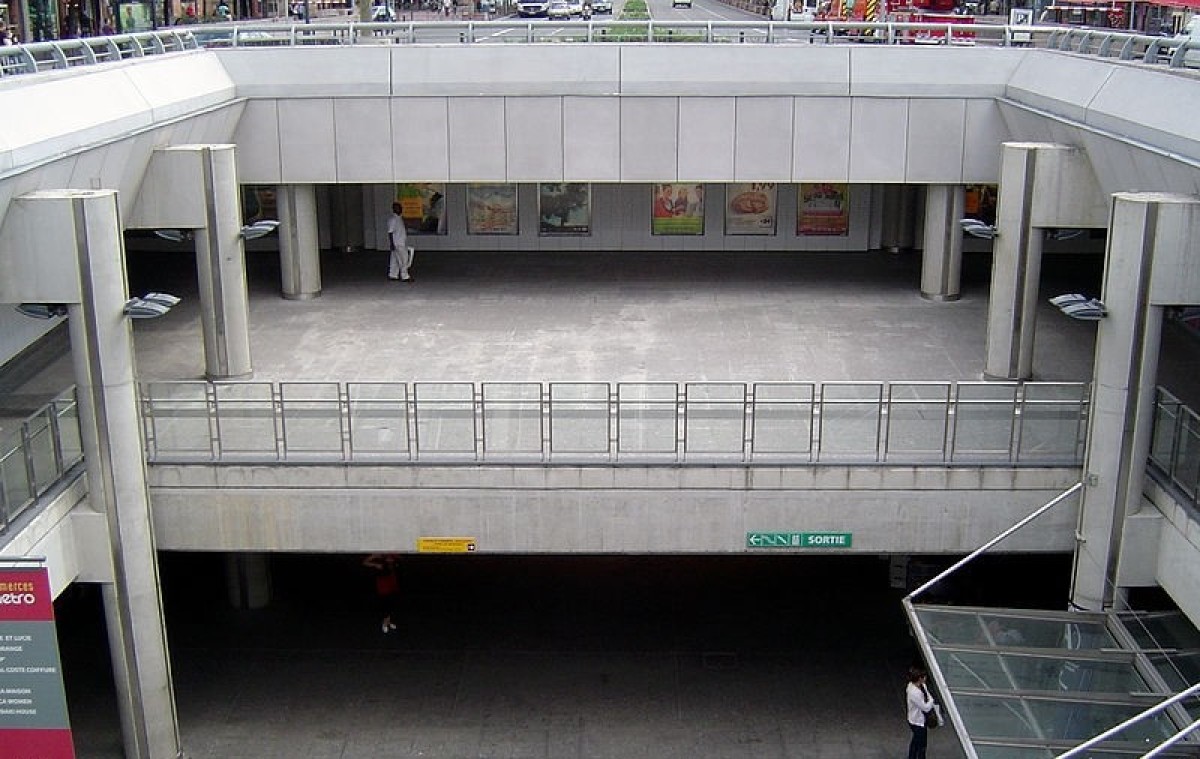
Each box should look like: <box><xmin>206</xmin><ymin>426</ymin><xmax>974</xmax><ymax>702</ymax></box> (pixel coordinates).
<box><xmin>363</xmin><ymin>553</ymin><xmax>401</xmax><ymax>633</ymax></box>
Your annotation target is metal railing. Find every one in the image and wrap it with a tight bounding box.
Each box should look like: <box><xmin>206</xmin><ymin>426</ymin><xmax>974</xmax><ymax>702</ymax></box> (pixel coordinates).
<box><xmin>1150</xmin><ymin>387</ymin><xmax>1200</xmax><ymax>513</ymax></box>
<box><xmin>0</xmin><ymin>391</ymin><xmax>83</xmax><ymax>533</ymax></box>
<box><xmin>1</xmin><ymin>22</ymin><xmax>1196</xmax><ymax>78</ymax></box>
<box><xmin>0</xmin><ymin>30</ymin><xmax>199</xmax><ymax>77</ymax></box>
<box><xmin>140</xmin><ymin>379</ymin><xmax>1089</xmax><ymax>466</ymax></box>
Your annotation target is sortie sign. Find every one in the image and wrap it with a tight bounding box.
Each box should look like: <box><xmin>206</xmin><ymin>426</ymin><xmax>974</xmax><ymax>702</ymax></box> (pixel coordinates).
<box><xmin>0</xmin><ymin>566</ymin><xmax>75</xmax><ymax>759</ymax></box>
<box><xmin>745</xmin><ymin>532</ymin><xmax>853</xmax><ymax>549</ymax></box>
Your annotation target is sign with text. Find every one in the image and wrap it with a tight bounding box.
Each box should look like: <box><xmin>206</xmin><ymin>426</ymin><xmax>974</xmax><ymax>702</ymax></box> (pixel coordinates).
<box><xmin>0</xmin><ymin>567</ymin><xmax>75</xmax><ymax>759</ymax></box>
<box><xmin>417</xmin><ymin>537</ymin><xmax>477</xmax><ymax>554</ymax></box>
<box><xmin>746</xmin><ymin>532</ymin><xmax>853</xmax><ymax>549</ymax></box>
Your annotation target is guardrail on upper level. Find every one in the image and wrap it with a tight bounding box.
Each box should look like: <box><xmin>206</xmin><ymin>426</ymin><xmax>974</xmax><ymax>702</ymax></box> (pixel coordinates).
<box><xmin>1150</xmin><ymin>387</ymin><xmax>1200</xmax><ymax>513</ymax></box>
<box><xmin>0</xmin><ymin>391</ymin><xmax>82</xmax><ymax>533</ymax></box>
<box><xmin>140</xmin><ymin>379</ymin><xmax>1090</xmax><ymax>466</ymax></box>
<box><xmin>0</xmin><ymin>30</ymin><xmax>198</xmax><ymax>77</ymax></box>
<box><xmin>1</xmin><ymin>21</ymin><xmax>1196</xmax><ymax>79</ymax></box>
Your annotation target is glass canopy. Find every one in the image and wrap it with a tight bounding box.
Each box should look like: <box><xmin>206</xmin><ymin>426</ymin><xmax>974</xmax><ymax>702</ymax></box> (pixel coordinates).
<box><xmin>908</xmin><ymin>605</ymin><xmax>1200</xmax><ymax>758</ymax></box>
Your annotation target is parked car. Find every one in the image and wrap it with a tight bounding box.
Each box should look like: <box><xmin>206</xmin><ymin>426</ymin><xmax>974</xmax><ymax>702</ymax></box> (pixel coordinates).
<box><xmin>547</xmin><ymin>1</ymin><xmax>572</xmax><ymax>18</ymax></box>
<box><xmin>568</xmin><ymin>0</ymin><xmax>583</xmax><ymax>14</ymax></box>
<box><xmin>591</xmin><ymin>0</ymin><xmax>611</xmax><ymax>11</ymax></box>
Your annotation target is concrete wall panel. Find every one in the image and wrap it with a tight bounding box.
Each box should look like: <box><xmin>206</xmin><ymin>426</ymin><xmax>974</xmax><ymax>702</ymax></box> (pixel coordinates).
<box><xmin>234</xmin><ymin>99</ymin><xmax>282</xmax><ymax>184</ymax></box>
<box><xmin>563</xmin><ymin>97</ymin><xmax>621</xmax><ymax>182</ymax></box>
<box><xmin>849</xmin><ymin>99</ymin><xmax>909</xmax><ymax>183</ymax></box>
<box><xmin>505</xmin><ymin>97</ymin><xmax>564</xmax><ymax>182</ymax></box>
<box><xmin>962</xmin><ymin>98</ymin><xmax>1008</xmax><ymax>183</ymax></box>
<box><xmin>735</xmin><ymin>97</ymin><xmax>793</xmax><ymax>182</ymax></box>
<box><xmin>905</xmin><ymin>98</ymin><xmax>966</xmax><ymax>183</ymax></box>
<box><xmin>278</xmin><ymin>99</ymin><xmax>337</xmax><ymax>182</ymax></box>
<box><xmin>620</xmin><ymin>98</ymin><xmax>678</xmax><ymax>181</ymax></box>
<box><xmin>333</xmin><ymin>98</ymin><xmax>394</xmax><ymax>183</ymax></box>
<box><xmin>392</xmin><ymin>97</ymin><xmax>450</xmax><ymax>182</ymax></box>
<box><xmin>678</xmin><ymin>98</ymin><xmax>735</xmax><ymax>181</ymax></box>
<box><xmin>448</xmin><ymin>97</ymin><xmax>506</xmax><ymax>181</ymax></box>
<box><xmin>794</xmin><ymin>97</ymin><xmax>851</xmax><ymax>180</ymax></box>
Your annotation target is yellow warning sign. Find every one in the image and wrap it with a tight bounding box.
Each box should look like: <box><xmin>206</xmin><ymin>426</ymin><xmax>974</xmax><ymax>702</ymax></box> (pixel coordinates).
<box><xmin>417</xmin><ymin>537</ymin><xmax>477</xmax><ymax>554</ymax></box>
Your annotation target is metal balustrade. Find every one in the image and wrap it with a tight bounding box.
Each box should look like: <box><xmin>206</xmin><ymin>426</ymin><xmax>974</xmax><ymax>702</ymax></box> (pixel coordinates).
<box><xmin>1</xmin><ymin>21</ymin><xmax>1197</xmax><ymax>79</ymax></box>
<box><xmin>1150</xmin><ymin>387</ymin><xmax>1200</xmax><ymax>511</ymax></box>
<box><xmin>0</xmin><ymin>391</ymin><xmax>83</xmax><ymax>533</ymax></box>
<box><xmin>140</xmin><ymin>379</ymin><xmax>1090</xmax><ymax>466</ymax></box>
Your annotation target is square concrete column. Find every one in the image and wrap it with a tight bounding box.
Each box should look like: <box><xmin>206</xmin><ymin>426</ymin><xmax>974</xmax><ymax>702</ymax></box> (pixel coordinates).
<box><xmin>1071</xmin><ymin>192</ymin><xmax>1200</xmax><ymax>611</ymax></box>
<box><xmin>278</xmin><ymin>184</ymin><xmax>322</xmax><ymax>300</ymax></box>
<box><xmin>920</xmin><ymin>184</ymin><xmax>965</xmax><ymax>302</ymax></box>
<box><xmin>0</xmin><ymin>190</ymin><xmax>182</xmax><ymax>759</ymax></box>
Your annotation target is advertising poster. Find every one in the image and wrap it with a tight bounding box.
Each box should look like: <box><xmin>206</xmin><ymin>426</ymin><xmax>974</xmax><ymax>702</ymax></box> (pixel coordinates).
<box><xmin>241</xmin><ymin>186</ymin><xmax>277</xmax><ymax>225</ymax></box>
<box><xmin>538</xmin><ymin>183</ymin><xmax>591</xmax><ymax>236</ymax></box>
<box><xmin>964</xmin><ymin>184</ymin><xmax>997</xmax><ymax>226</ymax></box>
<box><xmin>797</xmin><ymin>183</ymin><xmax>850</xmax><ymax>236</ymax></box>
<box><xmin>0</xmin><ymin>567</ymin><xmax>76</xmax><ymax>759</ymax></box>
<box><xmin>651</xmin><ymin>183</ymin><xmax>705</xmax><ymax>236</ymax></box>
<box><xmin>466</xmin><ymin>183</ymin><xmax>519</xmax><ymax>235</ymax></box>
<box><xmin>725</xmin><ymin>183</ymin><xmax>777</xmax><ymax>236</ymax></box>
<box><xmin>116</xmin><ymin>0</ymin><xmax>153</xmax><ymax>31</ymax></box>
<box><xmin>395</xmin><ymin>183</ymin><xmax>447</xmax><ymax>235</ymax></box>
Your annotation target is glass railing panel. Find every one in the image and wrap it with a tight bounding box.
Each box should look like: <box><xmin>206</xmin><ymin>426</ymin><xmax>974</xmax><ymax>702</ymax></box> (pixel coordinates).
<box><xmin>951</xmin><ymin>382</ymin><xmax>1019</xmax><ymax>462</ymax></box>
<box><xmin>55</xmin><ymin>396</ymin><xmax>82</xmax><ymax>468</ymax></box>
<box><xmin>972</xmin><ymin>746</ymin><xmax>1055</xmax><ymax>759</ymax></box>
<box><xmin>915</xmin><ymin>608</ymin><xmax>1115</xmax><ymax>650</ymax></box>
<box><xmin>482</xmin><ymin>383</ymin><xmax>543</xmax><ymax>457</ymax></box>
<box><xmin>936</xmin><ymin>649</ymin><xmax>1143</xmax><ymax>693</ymax></box>
<box><xmin>955</xmin><ymin>694</ymin><xmax>1177</xmax><ymax>746</ymax></box>
<box><xmin>1</xmin><ymin>445</ymin><xmax>33</xmax><ymax>525</ymax></box>
<box><xmin>143</xmin><ymin>381</ymin><xmax>214</xmax><ymax>459</ymax></box>
<box><xmin>23</xmin><ymin>410</ymin><xmax>60</xmax><ymax>493</ymax></box>
<box><xmin>885</xmin><ymin>382</ymin><xmax>951</xmax><ymax>462</ymax></box>
<box><xmin>750</xmin><ymin>383</ymin><xmax>814</xmax><ymax>459</ymax></box>
<box><xmin>548</xmin><ymin>383</ymin><xmax>609</xmax><ymax>457</ymax></box>
<box><xmin>1015</xmin><ymin>383</ymin><xmax>1089</xmax><ymax>463</ymax></box>
<box><xmin>1169</xmin><ymin>407</ymin><xmax>1200</xmax><ymax>500</ymax></box>
<box><xmin>1150</xmin><ymin>389</ymin><xmax>1182</xmax><ymax>472</ymax></box>
<box><xmin>213</xmin><ymin>382</ymin><xmax>278</xmax><ymax>459</ymax></box>
<box><xmin>617</xmin><ymin>383</ymin><xmax>677</xmax><ymax>456</ymax></box>
<box><xmin>414</xmin><ymin>382</ymin><xmax>477</xmax><ymax>456</ymax></box>
<box><xmin>683</xmin><ymin>383</ymin><xmax>745</xmax><ymax>458</ymax></box>
<box><xmin>817</xmin><ymin>382</ymin><xmax>882</xmax><ymax>461</ymax></box>
<box><xmin>346</xmin><ymin>383</ymin><xmax>409</xmax><ymax>460</ymax></box>
<box><xmin>279</xmin><ymin>382</ymin><xmax>343</xmax><ymax>458</ymax></box>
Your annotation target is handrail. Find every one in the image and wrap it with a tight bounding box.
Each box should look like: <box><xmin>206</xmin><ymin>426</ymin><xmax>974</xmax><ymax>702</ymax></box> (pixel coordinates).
<box><xmin>139</xmin><ymin>378</ymin><xmax>1090</xmax><ymax>466</ymax></box>
<box><xmin>0</xmin><ymin>30</ymin><xmax>199</xmax><ymax>77</ymax></box>
<box><xmin>1056</xmin><ymin>681</ymin><xmax>1200</xmax><ymax>758</ymax></box>
<box><xmin>0</xmin><ymin>389</ymin><xmax>83</xmax><ymax>533</ymax></box>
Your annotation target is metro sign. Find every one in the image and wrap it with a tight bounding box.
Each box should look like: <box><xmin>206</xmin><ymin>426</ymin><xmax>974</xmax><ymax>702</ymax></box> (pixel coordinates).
<box><xmin>745</xmin><ymin>532</ymin><xmax>853</xmax><ymax>549</ymax></box>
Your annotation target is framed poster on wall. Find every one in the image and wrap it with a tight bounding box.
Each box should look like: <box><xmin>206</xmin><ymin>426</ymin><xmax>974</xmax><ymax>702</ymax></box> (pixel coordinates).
<box><xmin>797</xmin><ymin>183</ymin><xmax>849</xmax><ymax>236</ymax></box>
<box><xmin>725</xmin><ymin>183</ymin><xmax>777</xmax><ymax>236</ymax></box>
<box><xmin>396</xmin><ymin>183</ymin><xmax>447</xmax><ymax>235</ymax></box>
<box><xmin>466</xmin><ymin>183</ymin><xmax>519</xmax><ymax>235</ymax></box>
<box><xmin>538</xmin><ymin>183</ymin><xmax>591</xmax><ymax>236</ymax></box>
<box><xmin>241</xmin><ymin>186</ymin><xmax>277</xmax><ymax>225</ymax></box>
<box><xmin>651</xmin><ymin>183</ymin><xmax>705</xmax><ymax>236</ymax></box>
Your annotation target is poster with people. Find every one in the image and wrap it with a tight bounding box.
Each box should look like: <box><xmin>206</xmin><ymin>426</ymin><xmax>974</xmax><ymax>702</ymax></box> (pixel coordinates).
<box><xmin>241</xmin><ymin>186</ymin><xmax>277</xmax><ymax>225</ymax></box>
<box><xmin>651</xmin><ymin>183</ymin><xmax>705</xmax><ymax>235</ymax></box>
<box><xmin>538</xmin><ymin>183</ymin><xmax>591</xmax><ymax>236</ymax></box>
<box><xmin>797</xmin><ymin>183</ymin><xmax>850</xmax><ymax>236</ymax></box>
<box><xmin>395</xmin><ymin>183</ymin><xmax>447</xmax><ymax>235</ymax></box>
<box><xmin>725</xmin><ymin>183</ymin><xmax>777</xmax><ymax>235</ymax></box>
<box><xmin>964</xmin><ymin>184</ymin><xmax>997</xmax><ymax>226</ymax></box>
<box><xmin>466</xmin><ymin>183</ymin><xmax>518</xmax><ymax>235</ymax></box>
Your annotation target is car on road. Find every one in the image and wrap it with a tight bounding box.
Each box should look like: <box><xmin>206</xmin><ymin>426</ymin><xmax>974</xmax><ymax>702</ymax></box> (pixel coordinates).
<box><xmin>547</xmin><ymin>1</ymin><xmax>572</xmax><ymax>18</ymax></box>
<box><xmin>517</xmin><ymin>0</ymin><xmax>550</xmax><ymax>15</ymax></box>
<box><xmin>568</xmin><ymin>0</ymin><xmax>583</xmax><ymax>14</ymax></box>
<box><xmin>591</xmin><ymin>0</ymin><xmax>611</xmax><ymax>11</ymax></box>
<box><xmin>672</xmin><ymin>0</ymin><xmax>692</xmax><ymax>7</ymax></box>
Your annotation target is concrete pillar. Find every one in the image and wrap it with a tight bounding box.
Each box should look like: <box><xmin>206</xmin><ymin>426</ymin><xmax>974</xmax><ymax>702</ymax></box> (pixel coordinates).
<box><xmin>920</xmin><ymin>184</ymin><xmax>965</xmax><ymax>302</ymax></box>
<box><xmin>984</xmin><ymin>145</ymin><xmax>1044</xmax><ymax>380</ymax></box>
<box><xmin>277</xmin><ymin>184</ymin><xmax>322</xmax><ymax>300</ymax></box>
<box><xmin>879</xmin><ymin>185</ymin><xmax>920</xmax><ymax>253</ymax></box>
<box><xmin>224</xmin><ymin>552</ymin><xmax>273</xmax><ymax>609</ymax></box>
<box><xmin>61</xmin><ymin>191</ymin><xmax>181</xmax><ymax>759</ymax></box>
<box><xmin>194</xmin><ymin>146</ymin><xmax>253</xmax><ymax>379</ymax></box>
<box><xmin>1070</xmin><ymin>194</ymin><xmax>1180</xmax><ymax>611</ymax></box>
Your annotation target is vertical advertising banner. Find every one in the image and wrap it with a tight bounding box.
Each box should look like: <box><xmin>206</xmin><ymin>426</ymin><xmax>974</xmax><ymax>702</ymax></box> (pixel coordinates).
<box><xmin>725</xmin><ymin>183</ymin><xmax>777</xmax><ymax>236</ymax></box>
<box><xmin>964</xmin><ymin>184</ymin><xmax>997</xmax><ymax>226</ymax></box>
<box><xmin>241</xmin><ymin>186</ymin><xmax>278</xmax><ymax>225</ymax></box>
<box><xmin>538</xmin><ymin>183</ymin><xmax>591</xmax><ymax>236</ymax></box>
<box><xmin>395</xmin><ymin>183</ymin><xmax>447</xmax><ymax>235</ymax></box>
<box><xmin>0</xmin><ymin>567</ymin><xmax>75</xmax><ymax>759</ymax></box>
<box><xmin>651</xmin><ymin>183</ymin><xmax>705</xmax><ymax>236</ymax></box>
<box><xmin>466</xmin><ymin>184</ymin><xmax>519</xmax><ymax>235</ymax></box>
<box><xmin>797</xmin><ymin>183</ymin><xmax>850</xmax><ymax>236</ymax></box>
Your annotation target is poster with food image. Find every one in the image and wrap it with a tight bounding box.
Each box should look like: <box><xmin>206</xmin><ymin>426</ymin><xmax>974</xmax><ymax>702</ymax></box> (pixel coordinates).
<box><xmin>651</xmin><ymin>183</ymin><xmax>705</xmax><ymax>236</ymax></box>
<box><xmin>797</xmin><ymin>183</ymin><xmax>850</xmax><ymax>236</ymax></box>
<box><xmin>538</xmin><ymin>183</ymin><xmax>591</xmax><ymax>236</ymax></box>
<box><xmin>466</xmin><ymin>183</ymin><xmax>518</xmax><ymax>235</ymax></box>
<box><xmin>395</xmin><ymin>183</ymin><xmax>447</xmax><ymax>235</ymax></box>
<box><xmin>725</xmin><ymin>183</ymin><xmax>777</xmax><ymax>235</ymax></box>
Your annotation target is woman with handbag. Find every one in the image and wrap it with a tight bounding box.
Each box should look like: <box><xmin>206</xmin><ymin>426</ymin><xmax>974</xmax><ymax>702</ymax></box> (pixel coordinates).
<box><xmin>905</xmin><ymin>666</ymin><xmax>938</xmax><ymax>759</ymax></box>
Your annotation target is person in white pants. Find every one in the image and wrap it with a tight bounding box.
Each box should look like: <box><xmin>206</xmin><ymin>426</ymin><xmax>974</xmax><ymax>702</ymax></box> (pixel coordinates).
<box><xmin>387</xmin><ymin>201</ymin><xmax>414</xmax><ymax>282</ymax></box>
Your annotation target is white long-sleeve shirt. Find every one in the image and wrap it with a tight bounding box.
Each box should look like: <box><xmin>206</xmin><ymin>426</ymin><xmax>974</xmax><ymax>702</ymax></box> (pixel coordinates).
<box><xmin>906</xmin><ymin>681</ymin><xmax>935</xmax><ymax>727</ymax></box>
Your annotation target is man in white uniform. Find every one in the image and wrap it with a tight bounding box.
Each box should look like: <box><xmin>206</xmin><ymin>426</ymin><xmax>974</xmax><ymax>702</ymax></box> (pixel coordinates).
<box><xmin>387</xmin><ymin>201</ymin><xmax>414</xmax><ymax>282</ymax></box>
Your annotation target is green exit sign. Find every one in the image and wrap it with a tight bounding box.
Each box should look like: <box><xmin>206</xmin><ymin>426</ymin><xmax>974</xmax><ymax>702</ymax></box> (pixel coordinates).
<box><xmin>746</xmin><ymin>532</ymin><xmax>853</xmax><ymax>549</ymax></box>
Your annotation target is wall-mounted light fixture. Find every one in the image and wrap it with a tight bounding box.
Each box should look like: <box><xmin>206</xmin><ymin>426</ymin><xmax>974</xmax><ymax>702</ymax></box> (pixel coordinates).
<box><xmin>152</xmin><ymin>229</ymin><xmax>193</xmax><ymax>243</ymax></box>
<box><xmin>1050</xmin><ymin>293</ymin><xmax>1106</xmax><ymax>321</ymax></box>
<box><xmin>123</xmin><ymin>292</ymin><xmax>181</xmax><ymax>319</ymax></box>
<box><xmin>241</xmin><ymin>220</ymin><xmax>280</xmax><ymax>240</ymax></box>
<box><xmin>14</xmin><ymin>303</ymin><xmax>69</xmax><ymax>319</ymax></box>
<box><xmin>959</xmin><ymin>218</ymin><xmax>999</xmax><ymax>239</ymax></box>
<box><xmin>1045</xmin><ymin>228</ymin><xmax>1086</xmax><ymax>242</ymax></box>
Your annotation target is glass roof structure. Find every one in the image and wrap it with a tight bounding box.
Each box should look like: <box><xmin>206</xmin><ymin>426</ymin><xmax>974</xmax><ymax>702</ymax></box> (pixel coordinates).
<box><xmin>907</xmin><ymin>605</ymin><xmax>1200</xmax><ymax>758</ymax></box>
